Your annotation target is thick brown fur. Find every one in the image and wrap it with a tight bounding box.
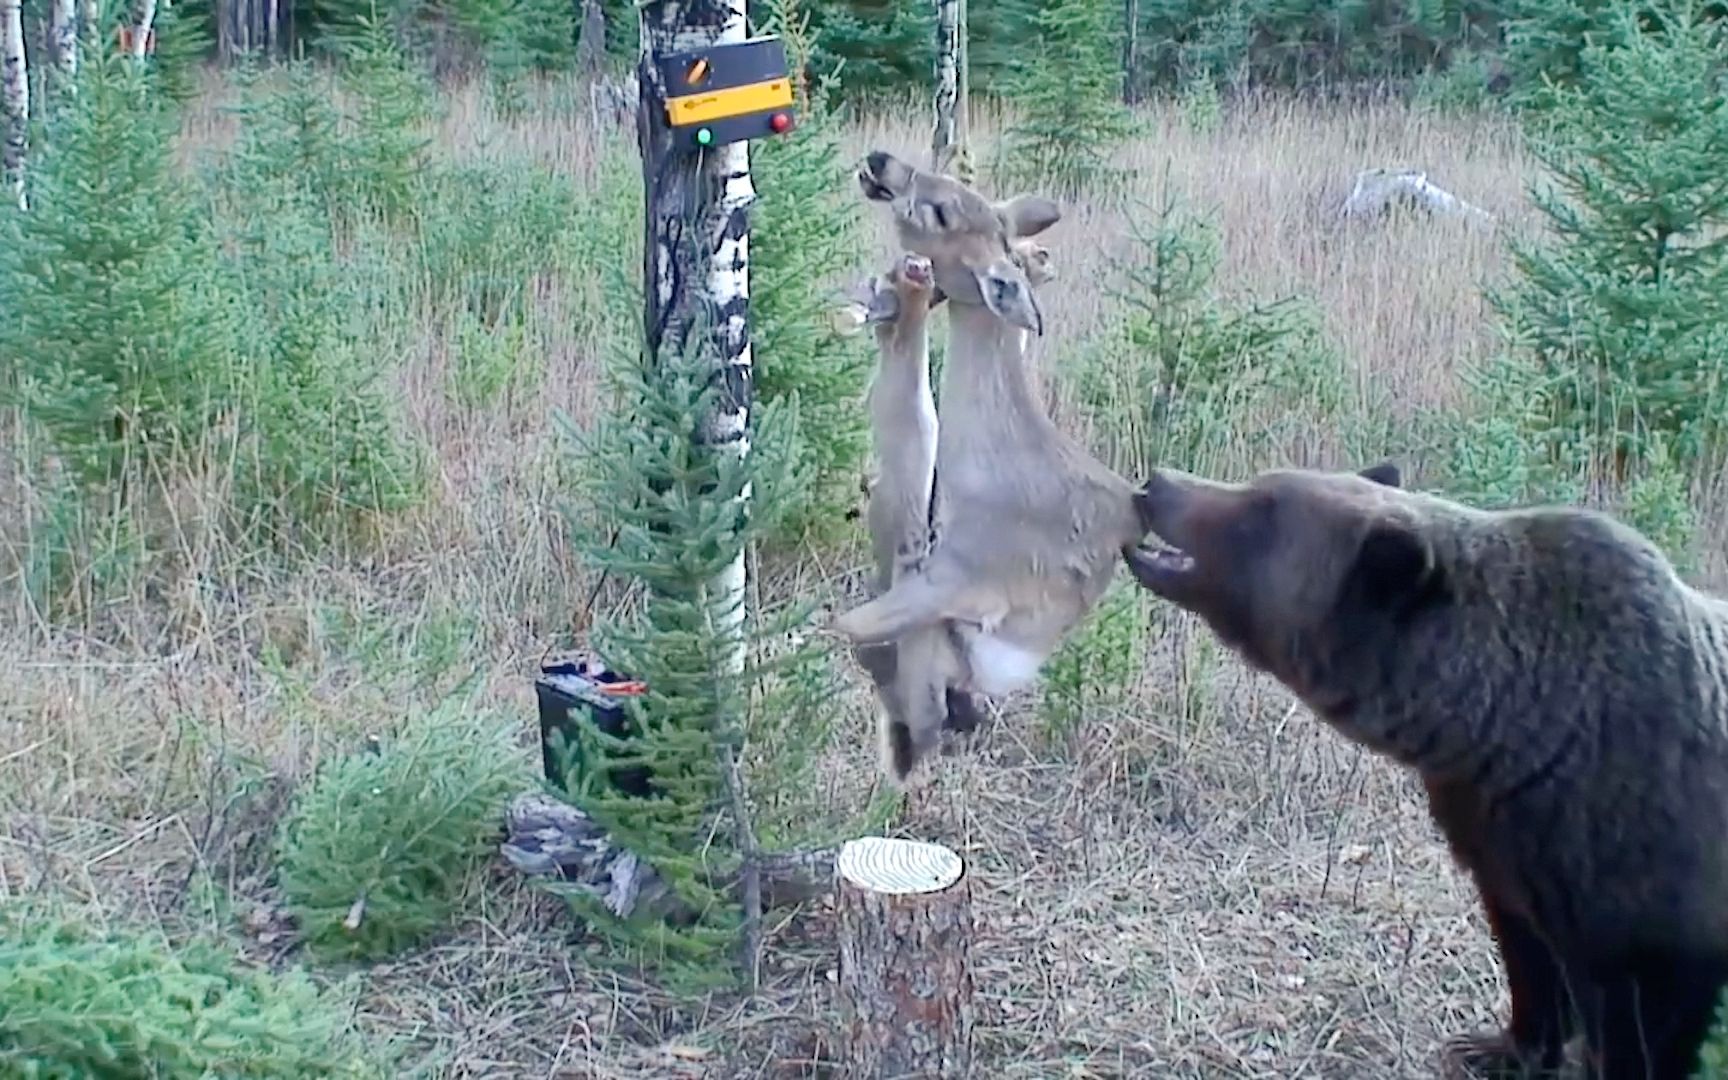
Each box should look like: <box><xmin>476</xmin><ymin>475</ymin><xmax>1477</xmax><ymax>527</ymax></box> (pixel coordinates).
<box><xmin>1122</xmin><ymin>463</ymin><xmax>1728</xmax><ymax>1080</ymax></box>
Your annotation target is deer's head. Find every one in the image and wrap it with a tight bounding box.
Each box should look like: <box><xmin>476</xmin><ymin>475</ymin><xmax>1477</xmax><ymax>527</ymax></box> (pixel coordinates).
<box><xmin>856</xmin><ymin>149</ymin><xmax>1062</xmax><ymax>335</ymax></box>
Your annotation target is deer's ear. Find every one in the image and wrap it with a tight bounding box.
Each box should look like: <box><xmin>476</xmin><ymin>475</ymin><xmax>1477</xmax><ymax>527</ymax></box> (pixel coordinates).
<box><xmin>996</xmin><ymin>194</ymin><xmax>1062</xmax><ymax>238</ymax></box>
<box><xmin>862</xmin><ymin>285</ymin><xmax>900</xmax><ymax>325</ymax></box>
<box><xmin>1014</xmin><ymin>241</ymin><xmax>1057</xmax><ymax>286</ymax></box>
<box><xmin>974</xmin><ymin>263</ymin><xmax>1044</xmax><ymax>335</ymax></box>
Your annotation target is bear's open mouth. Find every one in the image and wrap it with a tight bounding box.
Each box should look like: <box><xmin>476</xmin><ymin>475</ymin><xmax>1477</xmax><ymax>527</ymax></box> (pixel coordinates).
<box><xmin>1126</xmin><ymin>541</ymin><xmax>1196</xmax><ymax>584</ymax></box>
<box><xmin>1141</xmin><ymin>544</ymin><xmax>1195</xmax><ymax>574</ymax></box>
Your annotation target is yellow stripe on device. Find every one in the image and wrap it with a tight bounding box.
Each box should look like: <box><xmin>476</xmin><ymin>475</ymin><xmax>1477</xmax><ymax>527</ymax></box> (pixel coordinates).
<box><xmin>665</xmin><ymin>79</ymin><xmax>794</xmax><ymax>127</ymax></box>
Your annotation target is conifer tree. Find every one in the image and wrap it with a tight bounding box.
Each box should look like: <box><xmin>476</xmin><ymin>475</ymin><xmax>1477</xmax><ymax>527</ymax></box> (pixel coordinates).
<box><xmin>995</xmin><ymin>0</ymin><xmax>1135</xmax><ymax>198</ymax></box>
<box><xmin>965</xmin><ymin>0</ymin><xmax>1037</xmax><ymax>94</ymax></box>
<box><xmin>747</xmin><ymin>0</ymin><xmax>872</xmax><ymax>544</ymax></box>
<box><xmin>214</xmin><ymin>58</ymin><xmax>426</xmax><ymax>540</ymax></box>
<box><xmin>547</xmin><ymin>5</ymin><xmax>814</xmax><ymax>984</ymax></box>
<box><xmin>557</xmin><ymin>305</ymin><xmax>805</xmax><ymax>986</ymax></box>
<box><xmin>1501</xmin><ymin>0</ymin><xmax>1638</xmax><ymax>103</ymax></box>
<box><xmin>806</xmin><ymin>0</ymin><xmax>932</xmax><ymax>100</ymax></box>
<box><xmin>1490</xmin><ymin>0</ymin><xmax>1728</xmax><ymax>472</ymax></box>
<box><xmin>146</xmin><ymin>0</ymin><xmax>213</xmax><ymax>106</ymax></box>
<box><xmin>0</xmin><ymin>34</ymin><xmax>235</xmax><ymax>491</ymax></box>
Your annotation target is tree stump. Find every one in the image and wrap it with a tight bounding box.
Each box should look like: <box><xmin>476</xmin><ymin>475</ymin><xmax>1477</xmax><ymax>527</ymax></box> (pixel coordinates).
<box><xmin>836</xmin><ymin>836</ymin><xmax>974</xmax><ymax>1078</ymax></box>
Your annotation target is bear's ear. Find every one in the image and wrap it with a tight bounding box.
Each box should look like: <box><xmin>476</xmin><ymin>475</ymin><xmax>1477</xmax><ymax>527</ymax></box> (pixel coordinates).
<box><xmin>1359</xmin><ymin>461</ymin><xmax>1402</xmax><ymax>488</ymax></box>
<box><xmin>1345</xmin><ymin>519</ymin><xmax>1446</xmax><ymax>618</ymax></box>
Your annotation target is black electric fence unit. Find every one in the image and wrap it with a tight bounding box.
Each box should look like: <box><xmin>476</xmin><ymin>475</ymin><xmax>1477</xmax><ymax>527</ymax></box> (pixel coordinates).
<box><xmin>535</xmin><ymin>658</ymin><xmax>656</xmax><ymax>799</ymax></box>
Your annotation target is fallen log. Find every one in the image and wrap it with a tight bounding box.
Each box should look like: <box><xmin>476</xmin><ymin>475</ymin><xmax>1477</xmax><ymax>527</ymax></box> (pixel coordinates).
<box><xmin>1341</xmin><ymin>167</ymin><xmax>1493</xmax><ymax>227</ymax></box>
<box><xmin>499</xmin><ymin>791</ymin><xmax>835</xmax><ymax>919</ymax></box>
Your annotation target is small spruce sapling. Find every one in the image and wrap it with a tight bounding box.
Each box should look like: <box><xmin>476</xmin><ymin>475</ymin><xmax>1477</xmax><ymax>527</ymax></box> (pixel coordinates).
<box><xmin>995</xmin><ymin>0</ymin><xmax>1137</xmax><ymax>199</ymax></box>
<box><xmin>1490</xmin><ymin>0</ymin><xmax>1728</xmax><ymax>475</ymax></box>
<box><xmin>747</xmin><ymin>0</ymin><xmax>874</xmax><ymax>546</ymax></box>
<box><xmin>274</xmin><ymin>704</ymin><xmax>526</xmax><ymax>961</ymax></box>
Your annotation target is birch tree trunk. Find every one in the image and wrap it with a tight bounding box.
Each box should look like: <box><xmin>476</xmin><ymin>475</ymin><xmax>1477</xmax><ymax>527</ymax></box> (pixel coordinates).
<box><xmin>576</xmin><ymin>0</ymin><xmax>604</xmax><ymax>79</ymax></box>
<box><xmin>81</xmin><ymin>0</ymin><xmax>97</xmax><ymax>46</ymax></box>
<box><xmin>932</xmin><ymin>0</ymin><xmax>959</xmax><ymax>167</ymax></box>
<box><xmin>132</xmin><ymin>0</ymin><xmax>157</xmax><ymax>58</ymax></box>
<box><xmin>51</xmin><ymin>0</ymin><xmax>78</xmax><ymax>82</ymax></box>
<box><xmin>955</xmin><ymin>0</ymin><xmax>968</xmax><ymax>159</ymax></box>
<box><xmin>1</xmin><ymin>0</ymin><xmax>26</xmax><ymax>210</ymax></box>
<box><xmin>635</xmin><ymin>0</ymin><xmax>763</xmax><ymax>985</ymax></box>
<box><xmin>1122</xmin><ymin>0</ymin><xmax>1139</xmax><ymax>104</ymax></box>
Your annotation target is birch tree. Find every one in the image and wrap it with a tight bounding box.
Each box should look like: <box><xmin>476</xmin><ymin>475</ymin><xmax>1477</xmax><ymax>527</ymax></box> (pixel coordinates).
<box><xmin>576</xmin><ymin>0</ymin><xmax>604</xmax><ymax>79</ymax></box>
<box><xmin>132</xmin><ymin>0</ymin><xmax>158</xmax><ymax>59</ymax></box>
<box><xmin>638</xmin><ymin>1</ymin><xmax>753</xmax><ymax>671</ymax></box>
<box><xmin>1</xmin><ymin>0</ymin><xmax>26</xmax><ymax>209</ymax></box>
<box><xmin>1122</xmin><ymin>0</ymin><xmax>1138</xmax><ymax>104</ymax></box>
<box><xmin>52</xmin><ymin>0</ymin><xmax>79</xmax><ymax>81</ymax></box>
<box><xmin>931</xmin><ymin>0</ymin><xmax>969</xmax><ymax>178</ymax></box>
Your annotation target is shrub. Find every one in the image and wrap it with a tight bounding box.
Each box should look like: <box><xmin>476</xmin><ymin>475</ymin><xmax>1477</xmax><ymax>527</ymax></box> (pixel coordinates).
<box><xmin>0</xmin><ymin>905</ymin><xmax>388</xmax><ymax>1077</ymax></box>
<box><xmin>1062</xmin><ymin>192</ymin><xmax>1346</xmax><ymax>480</ymax></box>
<box><xmin>1489</xmin><ymin>0</ymin><xmax>1728</xmax><ymax>476</ymax></box>
<box><xmin>274</xmin><ymin>705</ymin><xmax>527</xmax><ymax>961</ymax></box>
<box><xmin>748</xmin><ymin>0</ymin><xmax>875</xmax><ymax>545</ymax></box>
<box><xmin>1040</xmin><ymin>579</ymin><xmax>1145</xmax><ymax>745</ymax></box>
<box><xmin>1698</xmin><ymin>993</ymin><xmax>1728</xmax><ymax>1077</ymax></box>
<box><xmin>995</xmin><ymin>0</ymin><xmax>1136</xmax><ymax>198</ymax></box>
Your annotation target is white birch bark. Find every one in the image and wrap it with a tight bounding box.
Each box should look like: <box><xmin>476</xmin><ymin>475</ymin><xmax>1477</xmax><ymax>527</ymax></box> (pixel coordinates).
<box><xmin>132</xmin><ymin>0</ymin><xmax>157</xmax><ymax>59</ymax></box>
<box><xmin>955</xmin><ymin>0</ymin><xmax>968</xmax><ymax>174</ymax></box>
<box><xmin>705</xmin><ymin>131</ymin><xmax>753</xmax><ymax>664</ymax></box>
<box><xmin>52</xmin><ymin>0</ymin><xmax>78</xmax><ymax>82</ymax></box>
<box><xmin>1122</xmin><ymin>0</ymin><xmax>1138</xmax><ymax>104</ymax></box>
<box><xmin>932</xmin><ymin>0</ymin><xmax>959</xmax><ymax>168</ymax></box>
<box><xmin>81</xmin><ymin>0</ymin><xmax>98</xmax><ymax>47</ymax></box>
<box><xmin>1</xmin><ymin>0</ymin><xmax>27</xmax><ymax>210</ymax></box>
<box><xmin>577</xmin><ymin>0</ymin><xmax>604</xmax><ymax>79</ymax></box>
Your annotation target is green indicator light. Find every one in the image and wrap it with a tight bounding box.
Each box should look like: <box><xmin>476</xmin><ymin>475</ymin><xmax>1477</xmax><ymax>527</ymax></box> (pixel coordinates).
<box><xmin>696</xmin><ymin>127</ymin><xmax>714</xmax><ymax>146</ymax></box>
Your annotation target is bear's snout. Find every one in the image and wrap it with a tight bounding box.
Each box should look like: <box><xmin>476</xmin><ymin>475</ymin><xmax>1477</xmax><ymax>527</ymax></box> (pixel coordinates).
<box><xmin>1134</xmin><ymin>470</ymin><xmax>1188</xmax><ymax>535</ymax></box>
<box><xmin>858</xmin><ymin>151</ymin><xmax>901</xmax><ymax>201</ymax></box>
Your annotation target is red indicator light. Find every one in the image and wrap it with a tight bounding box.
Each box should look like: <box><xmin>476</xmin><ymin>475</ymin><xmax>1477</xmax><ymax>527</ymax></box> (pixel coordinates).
<box><xmin>769</xmin><ymin>112</ymin><xmax>793</xmax><ymax>134</ymax></box>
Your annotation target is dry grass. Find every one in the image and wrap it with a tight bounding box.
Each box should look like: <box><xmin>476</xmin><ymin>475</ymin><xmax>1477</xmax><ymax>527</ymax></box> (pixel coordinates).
<box><xmin>0</xmin><ymin>74</ymin><xmax>1690</xmax><ymax>1078</ymax></box>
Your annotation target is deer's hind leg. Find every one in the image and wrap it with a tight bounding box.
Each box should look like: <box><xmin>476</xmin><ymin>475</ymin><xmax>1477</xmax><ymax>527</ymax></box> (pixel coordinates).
<box><xmin>877</xmin><ymin>623</ymin><xmax>969</xmax><ymax>784</ymax></box>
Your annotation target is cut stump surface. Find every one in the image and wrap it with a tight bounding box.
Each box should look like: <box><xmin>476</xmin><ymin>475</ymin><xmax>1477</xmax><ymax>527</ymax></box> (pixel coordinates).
<box><xmin>836</xmin><ymin>836</ymin><xmax>974</xmax><ymax>1079</ymax></box>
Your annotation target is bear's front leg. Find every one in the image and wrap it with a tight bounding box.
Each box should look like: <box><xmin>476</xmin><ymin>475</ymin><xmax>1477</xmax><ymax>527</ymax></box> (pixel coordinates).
<box><xmin>1440</xmin><ymin>901</ymin><xmax>1573</xmax><ymax>1078</ymax></box>
<box><xmin>1584</xmin><ymin>956</ymin><xmax>1728</xmax><ymax>1080</ymax></box>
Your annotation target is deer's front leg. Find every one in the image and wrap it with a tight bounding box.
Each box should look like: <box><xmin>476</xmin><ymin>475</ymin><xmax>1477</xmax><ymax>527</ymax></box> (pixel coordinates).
<box><xmin>831</xmin><ymin>566</ymin><xmax>1000</xmax><ymax>645</ymax></box>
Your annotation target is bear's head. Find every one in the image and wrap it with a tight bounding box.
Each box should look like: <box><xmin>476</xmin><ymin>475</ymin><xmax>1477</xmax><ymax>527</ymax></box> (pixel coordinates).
<box><xmin>1122</xmin><ymin>462</ymin><xmax>1452</xmax><ymax>706</ymax></box>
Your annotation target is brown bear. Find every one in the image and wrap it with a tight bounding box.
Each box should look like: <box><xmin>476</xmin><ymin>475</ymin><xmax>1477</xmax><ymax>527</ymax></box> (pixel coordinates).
<box><xmin>1120</xmin><ymin>461</ymin><xmax>1728</xmax><ymax>1080</ymax></box>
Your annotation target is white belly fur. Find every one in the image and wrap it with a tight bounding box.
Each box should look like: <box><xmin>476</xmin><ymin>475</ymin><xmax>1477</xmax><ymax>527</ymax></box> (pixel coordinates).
<box><xmin>964</xmin><ymin>634</ymin><xmax>1043</xmax><ymax>696</ymax></box>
